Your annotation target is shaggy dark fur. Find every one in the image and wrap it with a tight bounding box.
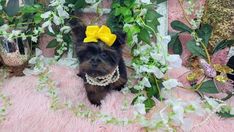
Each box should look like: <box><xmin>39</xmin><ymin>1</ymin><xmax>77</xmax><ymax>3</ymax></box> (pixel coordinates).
<box><xmin>71</xmin><ymin>19</ymin><xmax>127</xmax><ymax>105</ymax></box>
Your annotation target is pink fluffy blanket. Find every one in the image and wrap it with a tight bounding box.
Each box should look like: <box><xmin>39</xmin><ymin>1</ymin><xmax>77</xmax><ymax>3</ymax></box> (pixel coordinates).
<box><xmin>0</xmin><ymin>65</ymin><xmax>233</xmax><ymax>132</ymax></box>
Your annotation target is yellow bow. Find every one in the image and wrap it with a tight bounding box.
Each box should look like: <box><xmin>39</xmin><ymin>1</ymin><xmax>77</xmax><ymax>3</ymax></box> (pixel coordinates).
<box><xmin>83</xmin><ymin>25</ymin><xmax>117</xmax><ymax>47</ymax></box>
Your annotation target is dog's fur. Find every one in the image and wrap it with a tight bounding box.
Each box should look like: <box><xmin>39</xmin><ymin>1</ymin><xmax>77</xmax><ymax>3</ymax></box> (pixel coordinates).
<box><xmin>70</xmin><ymin>19</ymin><xmax>127</xmax><ymax>105</ymax></box>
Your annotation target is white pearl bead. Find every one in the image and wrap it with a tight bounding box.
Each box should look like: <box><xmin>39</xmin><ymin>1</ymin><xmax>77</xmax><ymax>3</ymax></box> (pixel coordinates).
<box><xmin>85</xmin><ymin>66</ymin><xmax>120</xmax><ymax>86</ymax></box>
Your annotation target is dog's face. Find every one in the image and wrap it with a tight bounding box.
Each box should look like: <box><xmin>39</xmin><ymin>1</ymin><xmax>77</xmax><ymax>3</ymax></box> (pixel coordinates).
<box><xmin>76</xmin><ymin>41</ymin><xmax>122</xmax><ymax>77</ymax></box>
<box><xmin>71</xmin><ymin>20</ymin><xmax>125</xmax><ymax>77</ymax></box>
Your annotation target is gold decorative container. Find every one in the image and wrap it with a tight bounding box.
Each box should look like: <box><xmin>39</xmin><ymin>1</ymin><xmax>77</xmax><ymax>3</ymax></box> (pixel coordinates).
<box><xmin>0</xmin><ymin>38</ymin><xmax>30</xmax><ymax>67</ymax></box>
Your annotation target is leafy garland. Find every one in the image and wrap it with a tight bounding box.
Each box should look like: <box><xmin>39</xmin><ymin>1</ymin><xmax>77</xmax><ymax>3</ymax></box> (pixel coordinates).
<box><xmin>24</xmin><ymin>49</ymin><xmax>234</xmax><ymax>131</ymax></box>
<box><xmin>168</xmin><ymin>0</ymin><xmax>234</xmax><ymax>102</ymax></box>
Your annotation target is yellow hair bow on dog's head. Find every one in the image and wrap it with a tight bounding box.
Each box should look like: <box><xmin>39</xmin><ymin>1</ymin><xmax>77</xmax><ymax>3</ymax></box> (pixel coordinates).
<box><xmin>83</xmin><ymin>25</ymin><xmax>117</xmax><ymax>47</ymax></box>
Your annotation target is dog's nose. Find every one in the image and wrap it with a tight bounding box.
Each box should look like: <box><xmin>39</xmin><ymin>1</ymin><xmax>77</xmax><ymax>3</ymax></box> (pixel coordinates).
<box><xmin>90</xmin><ymin>57</ymin><xmax>100</xmax><ymax>67</ymax></box>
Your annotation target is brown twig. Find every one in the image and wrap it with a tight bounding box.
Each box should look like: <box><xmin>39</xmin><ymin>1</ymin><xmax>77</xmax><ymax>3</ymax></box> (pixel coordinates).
<box><xmin>178</xmin><ymin>0</ymin><xmax>192</xmax><ymax>27</ymax></box>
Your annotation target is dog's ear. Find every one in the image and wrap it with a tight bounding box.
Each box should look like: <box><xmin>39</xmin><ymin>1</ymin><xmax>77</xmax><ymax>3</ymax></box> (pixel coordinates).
<box><xmin>112</xmin><ymin>31</ymin><xmax>126</xmax><ymax>48</ymax></box>
<box><xmin>70</xmin><ymin>18</ymin><xmax>86</xmax><ymax>46</ymax></box>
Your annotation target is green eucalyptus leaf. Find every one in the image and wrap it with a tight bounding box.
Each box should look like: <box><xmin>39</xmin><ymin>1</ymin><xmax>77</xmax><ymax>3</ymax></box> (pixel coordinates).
<box><xmin>20</xmin><ymin>6</ymin><xmax>37</xmax><ymax>14</ymax></box>
<box><xmin>4</xmin><ymin>0</ymin><xmax>20</xmax><ymax>16</ymax></box>
<box><xmin>171</xmin><ymin>20</ymin><xmax>192</xmax><ymax>33</ymax></box>
<box><xmin>24</xmin><ymin>0</ymin><xmax>34</xmax><ymax>5</ymax></box>
<box><xmin>144</xmin><ymin>98</ymin><xmax>155</xmax><ymax>112</ymax></box>
<box><xmin>196</xmin><ymin>24</ymin><xmax>212</xmax><ymax>46</ymax></box>
<box><xmin>199</xmin><ymin>80</ymin><xmax>219</xmax><ymax>94</ymax></box>
<box><xmin>129</xmin><ymin>88</ymin><xmax>140</xmax><ymax>94</ymax></box>
<box><xmin>217</xmin><ymin>112</ymin><xmax>234</xmax><ymax>118</ymax></box>
<box><xmin>148</xmin><ymin>74</ymin><xmax>161</xmax><ymax>99</ymax></box>
<box><xmin>66</xmin><ymin>0</ymin><xmax>77</xmax><ymax>4</ymax></box>
<box><xmin>75</xmin><ymin>0</ymin><xmax>87</xmax><ymax>9</ymax></box>
<box><xmin>145</xmin><ymin>9</ymin><xmax>162</xmax><ymax>21</ymax></box>
<box><xmin>146</xmin><ymin>86</ymin><xmax>157</xmax><ymax>98</ymax></box>
<box><xmin>168</xmin><ymin>33</ymin><xmax>182</xmax><ymax>55</ymax></box>
<box><xmin>213</xmin><ymin>40</ymin><xmax>234</xmax><ymax>54</ymax></box>
<box><xmin>34</xmin><ymin>13</ymin><xmax>42</xmax><ymax>24</ymax></box>
<box><xmin>0</xmin><ymin>18</ymin><xmax>4</xmax><ymax>26</ymax></box>
<box><xmin>47</xmin><ymin>39</ymin><xmax>58</xmax><ymax>48</ymax></box>
<box><xmin>138</xmin><ymin>28</ymin><xmax>150</xmax><ymax>44</ymax></box>
<box><xmin>187</xmin><ymin>40</ymin><xmax>206</xmax><ymax>58</ymax></box>
<box><xmin>156</xmin><ymin>0</ymin><xmax>167</xmax><ymax>4</ymax></box>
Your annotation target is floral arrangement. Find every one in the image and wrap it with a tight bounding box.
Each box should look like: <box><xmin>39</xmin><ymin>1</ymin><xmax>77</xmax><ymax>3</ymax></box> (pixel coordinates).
<box><xmin>0</xmin><ymin>0</ymin><xmax>234</xmax><ymax>131</ymax></box>
<box><xmin>168</xmin><ymin>0</ymin><xmax>234</xmax><ymax>117</ymax></box>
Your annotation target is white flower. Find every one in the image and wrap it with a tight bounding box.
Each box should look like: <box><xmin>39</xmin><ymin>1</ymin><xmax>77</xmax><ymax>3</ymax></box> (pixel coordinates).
<box><xmin>60</xmin><ymin>26</ymin><xmax>71</xmax><ymax>33</ymax></box>
<box><xmin>204</xmin><ymin>96</ymin><xmax>220</xmax><ymax>109</ymax></box>
<box><xmin>134</xmin><ymin>103</ymin><xmax>146</xmax><ymax>115</ymax></box>
<box><xmin>57</xmin><ymin>5</ymin><xmax>69</xmax><ymax>19</ymax></box>
<box><xmin>0</xmin><ymin>24</ymin><xmax>10</xmax><ymax>31</ymax></box>
<box><xmin>56</xmin><ymin>34</ymin><xmax>63</xmax><ymax>42</ymax></box>
<box><xmin>230</xmin><ymin>107</ymin><xmax>234</xmax><ymax>115</ymax></box>
<box><xmin>21</xmin><ymin>33</ymin><xmax>27</xmax><ymax>40</ymax></box>
<box><xmin>68</xmin><ymin>4</ymin><xmax>74</xmax><ymax>8</ymax></box>
<box><xmin>152</xmin><ymin>66</ymin><xmax>164</xmax><ymax>79</ymax></box>
<box><xmin>133</xmin><ymin>85</ymin><xmax>144</xmax><ymax>91</ymax></box>
<box><xmin>41</xmin><ymin>11</ymin><xmax>52</xmax><ymax>19</ymax></box>
<box><xmin>137</xmin><ymin>96</ymin><xmax>146</xmax><ymax>103</ymax></box>
<box><xmin>181</xmin><ymin>118</ymin><xmax>193</xmax><ymax>132</ymax></box>
<box><xmin>132</xmin><ymin>35</ymin><xmax>138</xmax><ymax>43</ymax></box>
<box><xmin>139</xmin><ymin>9</ymin><xmax>147</xmax><ymax>16</ymax></box>
<box><xmin>161</xmin><ymin>35</ymin><xmax>171</xmax><ymax>46</ymax></box>
<box><xmin>85</xmin><ymin>0</ymin><xmax>96</xmax><ymax>4</ymax></box>
<box><xmin>42</xmin><ymin>20</ymin><xmax>52</xmax><ymax>28</ymax></box>
<box><xmin>11</xmin><ymin>30</ymin><xmax>21</xmax><ymax>36</ymax></box>
<box><xmin>141</xmin><ymin>77</ymin><xmax>151</xmax><ymax>88</ymax></box>
<box><xmin>140</xmin><ymin>56</ymin><xmax>149</xmax><ymax>63</ymax></box>
<box><xmin>139</xmin><ymin>45</ymin><xmax>151</xmax><ymax>53</ymax></box>
<box><xmin>151</xmin><ymin>52</ymin><xmax>166</xmax><ymax>65</ymax></box>
<box><xmin>140</xmin><ymin>0</ymin><xmax>151</xmax><ymax>4</ymax></box>
<box><xmin>133</xmin><ymin>49</ymin><xmax>140</xmax><ymax>56</ymax></box>
<box><xmin>48</xmin><ymin>25</ymin><xmax>55</xmax><ymax>34</ymax></box>
<box><xmin>31</xmin><ymin>36</ymin><xmax>38</xmax><ymax>42</ymax></box>
<box><xmin>166</xmin><ymin>98</ymin><xmax>186</xmax><ymax>125</ymax></box>
<box><xmin>167</xmin><ymin>55</ymin><xmax>182</xmax><ymax>68</ymax></box>
<box><xmin>162</xmin><ymin>79</ymin><xmax>182</xmax><ymax>89</ymax></box>
<box><xmin>53</xmin><ymin>15</ymin><xmax>61</xmax><ymax>25</ymax></box>
<box><xmin>29</xmin><ymin>57</ymin><xmax>38</xmax><ymax>64</ymax></box>
<box><xmin>42</xmin><ymin>21</ymin><xmax>54</xmax><ymax>34</ymax></box>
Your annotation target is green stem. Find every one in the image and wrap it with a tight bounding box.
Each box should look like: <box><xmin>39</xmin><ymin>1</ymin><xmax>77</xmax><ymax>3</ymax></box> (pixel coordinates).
<box><xmin>200</xmin><ymin>41</ymin><xmax>211</xmax><ymax>64</ymax></box>
<box><xmin>195</xmin><ymin>76</ymin><xmax>206</xmax><ymax>91</ymax></box>
<box><xmin>153</xmin><ymin>74</ymin><xmax>162</xmax><ymax>101</ymax></box>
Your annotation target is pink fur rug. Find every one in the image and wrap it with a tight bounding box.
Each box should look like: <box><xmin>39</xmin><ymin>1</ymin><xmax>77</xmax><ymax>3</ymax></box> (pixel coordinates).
<box><xmin>0</xmin><ymin>66</ymin><xmax>142</xmax><ymax>132</ymax></box>
<box><xmin>0</xmin><ymin>65</ymin><xmax>233</xmax><ymax>132</ymax></box>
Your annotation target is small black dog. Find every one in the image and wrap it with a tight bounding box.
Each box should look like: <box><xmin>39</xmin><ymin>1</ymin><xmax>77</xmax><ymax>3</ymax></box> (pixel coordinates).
<box><xmin>71</xmin><ymin>19</ymin><xmax>127</xmax><ymax>105</ymax></box>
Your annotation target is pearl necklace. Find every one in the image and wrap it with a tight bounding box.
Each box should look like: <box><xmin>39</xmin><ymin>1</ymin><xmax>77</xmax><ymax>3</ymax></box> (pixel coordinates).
<box><xmin>85</xmin><ymin>66</ymin><xmax>120</xmax><ymax>86</ymax></box>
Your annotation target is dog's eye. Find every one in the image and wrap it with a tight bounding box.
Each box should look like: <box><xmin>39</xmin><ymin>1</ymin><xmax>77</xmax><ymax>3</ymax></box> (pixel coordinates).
<box><xmin>100</xmin><ymin>52</ymin><xmax>108</xmax><ymax>59</ymax></box>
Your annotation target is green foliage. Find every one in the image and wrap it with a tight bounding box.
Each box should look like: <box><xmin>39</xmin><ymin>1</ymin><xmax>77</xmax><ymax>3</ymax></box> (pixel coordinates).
<box><xmin>24</xmin><ymin>0</ymin><xmax>34</xmax><ymax>5</ymax></box>
<box><xmin>4</xmin><ymin>0</ymin><xmax>20</xmax><ymax>16</ymax></box>
<box><xmin>138</xmin><ymin>28</ymin><xmax>150</xmax><ymax>44</ymax></box>
<box><xmin>171</xmin><ymin>20</ymin><xmax>192</xmax><ymax>33</ymax></box>
<box><xmin>74</xmin><ymin>0</ymin><xmax>87</xmax><ymax>9</ymax></box>
<box><xmin>47</xmin><ymin>39</ymin><xmax>58</xmax><ymax>48</ymax></box>
<box><xmin>195</xmin><ymin>24</ymin><xmax>212</xmax><ymax>46</ymax></box>
<box><xmin>186</xmin><ymin>40</ymin><xmax>206</xmax><ymax>59</ymax></box>
<box><xmin>198</xmin><ymin>80</ymin><xmax>219</xmax><ymax>94</ymax></box>
<box><xmin>168</xmin><ymin>33</ymin><xmax>182</xmax><ymax>55</ymax></box>
<box><xmin>144</xmin><ymin>98</ymin><xmax>155</xmax><ymax>112</ymax></box>
<box><xmin>156</xmin><ymin>0</ymin><xmax>167</xmax><ymax>4</ymax></box>
<box><xmin>213</xmin><ymin>39</ymin><xmax>234</xmax><ymax>54</ymax></box>
<box><xmin>217</xmin><ymin>106</ymin><xmax>234</xmax><ymax>118</ymax></box>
